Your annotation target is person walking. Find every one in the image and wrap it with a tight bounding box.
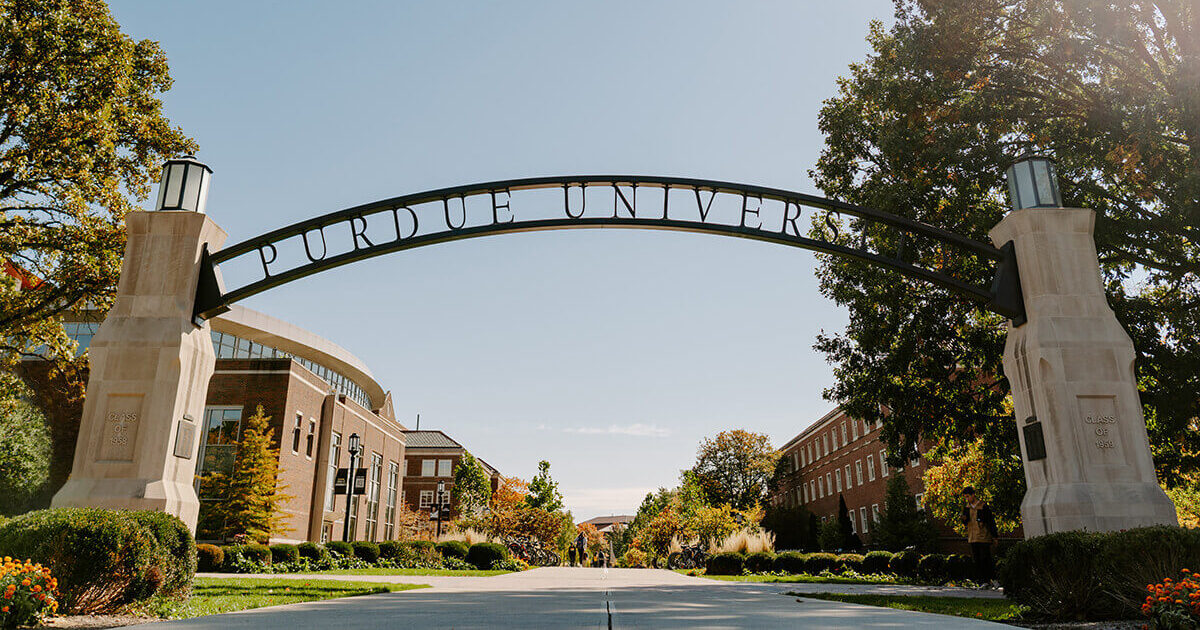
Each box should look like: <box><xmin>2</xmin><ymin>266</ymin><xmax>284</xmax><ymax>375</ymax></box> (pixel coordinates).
<box><xmin>960</xmin><ymin>486</ymin><xmax>999</xmax><ymax>586</ymax></box>
<box><xmin>574</xmin><ymin>531</ymin><xmax>588</xmax><ymax>568</ymax></box>
<box><xmin>567</xmin><ymin>543</ymin><xmax>577</xmax><ymax>566</ymax></box>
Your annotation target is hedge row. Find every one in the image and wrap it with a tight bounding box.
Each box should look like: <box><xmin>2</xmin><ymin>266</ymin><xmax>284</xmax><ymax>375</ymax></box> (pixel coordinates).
<box><xmin>705</xmin><ymin>549</ymin><xmax>973</xmax><ymax>584</ymax></box>
<box><xmin>202</xmin><ymin>539</ymin><xmax>508</xmax><ymax>571</ymax></box>
<box><xmin>0</xmin><ymin>508</ymin><xmax>196</xmax><ymax>615</ymax></box>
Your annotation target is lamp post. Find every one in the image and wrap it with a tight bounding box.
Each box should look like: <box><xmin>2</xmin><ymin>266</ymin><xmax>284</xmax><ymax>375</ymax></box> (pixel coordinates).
<box><xmin>343</xmin><ymin>432</ymin><xmax>361</xmax><ymax>542</ymax></box>
<box><xmin>155</xmin><ymin>155</ymin><xmax>213</xmax><ymax>213</ymax></box>
<box><xmin>433</xmin><ymin>480</ymin><xmax>445</xmax><ymax>539</ymax></box>
<box><xmin>1005</xmin><ymin>155</ymin><xmax>1062</xmax><ymax>210</ymax></box>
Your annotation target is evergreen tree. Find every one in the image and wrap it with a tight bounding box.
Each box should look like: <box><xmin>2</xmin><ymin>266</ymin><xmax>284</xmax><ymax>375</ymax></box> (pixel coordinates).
<box><xmin>805</xmin><ymin>512</ymin><xmax>820</xmax><ymax>552</ymax></box>
<box><xmin>836</xmin><ymin>495</ymin><xmax>862</xmax><ymax>550</ymax></box>
<box><xmin>525</xmin><ymin>460</ymin><xmax>563</xmax><ymax>512</ymax></box>
<box><xmin>208</xmin><ymin>405</ymin><xmax>290</xmax><ymax>542</ymax></box>
<box><xmin>761</xmin><ymin>504</ymin><xmax>810</xmax><ymax>551</ymax></box>
<box><xmin>871</xmin><ymin>474</ymin><xmax>938</xmax><ymax>552</ymax></box>
<box><xmin>451</xmin><ymin>451</ymin><xmax>492</xmax><ymax>515</ymax></box>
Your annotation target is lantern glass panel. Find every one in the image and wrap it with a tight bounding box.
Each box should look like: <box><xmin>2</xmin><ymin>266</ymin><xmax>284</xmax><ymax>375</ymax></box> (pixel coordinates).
<box><xmin>181</xmin><ymin>164</ymin><xmax>203</xmax><ymax>211</ymax></box>
<box><xmin>163</xmin><ymin>163</ymin><xmax>186</xmax><ymax>208</ymax></box>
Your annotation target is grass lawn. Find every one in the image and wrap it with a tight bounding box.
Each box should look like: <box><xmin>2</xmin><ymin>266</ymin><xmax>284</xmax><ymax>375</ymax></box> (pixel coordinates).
<box><xmin>791</xmin><ymin>592</ymin><xmax>1028</xmax><ymax>622</ymax></box>
<box><xmin>691</xmin><ymin>572</ymin><xmax>902</xmax><ymax>585</ymax></box>
<box><xmin>141</xmin><ymin>577</ymin><xmax>428</xmax><ymax>619</ymax></box>
<box><xmin>308</xmin><ymin>568</ymin><xmax>510</xmax><ymax>577</ymax></box>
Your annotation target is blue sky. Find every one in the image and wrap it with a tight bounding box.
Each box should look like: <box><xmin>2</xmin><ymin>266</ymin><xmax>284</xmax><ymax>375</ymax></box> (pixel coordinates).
<box><xmin>111</xmin><ymin>1</ymin><xmax>895</xmax><ymax>519</ymax></box>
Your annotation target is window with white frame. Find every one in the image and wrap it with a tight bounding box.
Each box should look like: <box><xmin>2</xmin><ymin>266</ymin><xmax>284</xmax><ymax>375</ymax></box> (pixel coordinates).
<box><xmin>795</xmin><ymin>488</ymin><xmax>802</xmax><ymax>505</ymax></box>
<box><xmin>802</xmin><ymin>484</ymin><xmax>808</xmax><ymax>503</ymax></box>
<box><xmin>421</xmin><ymin>459</ymin><xmax>435</xmax><ymax>476</ymax></box>
<box><xmin>848</xmin><ymin>510</ymin><xmax>857</xmax><ymax>534</ymax></box>
<box><xmin>384</xmin><ymin>461</ymin><xmax>398</xmax><ymax>539</ymax></box>
<box><xmin>291</xmin><ymin>413</ymin><xmax>302</xmax><ymax>454</ymax></box>
<box><xmin>915</xmin><ymin>493</ymin><xmax>924</xmax><ymax>511</ymax></box>
<box><xmin>305</xmin><ymin>419</ymin><xmax>316</xmax><ymax>458</ymax></box>
<box><xmin>825</xmin><ymin>472</ymin><xmax>832</xmax><ymax>496</ymax></box>
<box><xmin>855</xmin><ymin>460</ymin><xmax>864</xmax><ymax>485</ymax></box>
<box><xmin>419</xmin><ymin>490</ymin><xmax>434</xmax><ymax>508</ymax></box>
<box><xmin>879</xmin><ymin>450</ymin><xmax>890</xmax><ymax>476</ymax></box>
<box><xmin>851</xmin><ymin>419</ymin><xmax>859</xmax><ymax>441</ymax></box>
<box><xmin>859</xmin><ymin>507</ymin><xmax>869</xmax><ymax>534</ymax></box>
<box><xmin>811</xmin><ymin>480</ymin><xmax>817</xmax><ymax>500</ymax></box>
<box><xmin>867</xmin><ymin>454</ymin><xmax>877</xmax><ymax>481</ymax></box>
<box><xmin>844</xmin><ymin>464</ymin><xmax>852</xmax><ymax>490</ymax></box>
<box><xmin>840</xmin><ymin>421</ymin><xmax>847</xmax><ymax>445</ymax></box>
<box><xmin>823</xmin><ymin>433</ymin><xmax>830</xmax><ymax>455</ymax></box>
<box><xmin>324</xmin><ymin>432</ymin><xmax>341</xmax><ymax>511</ymax></box>
<box><xmin>818</xmin><ymin>477</ymin><xmax>824</xmax><ymax>498</ymax></box>
<box><xmin>793</xmin><ymin>451</ymin><xmax>800</xmax><ymax>471</ymax></box>
<box><xmin>835</xmin><ymin>469</ymin><xmax>842</xmax><ymax>492</ymax></box>
<box><xmin>872</xmin><ymin>503</ymin><xmax>881</xmax><ymax>524</ymax></box>
<box><xmin>439</xmin><ymin>488</ymin><xmax>451</xmax><ymax>505</ymax></box>
<box><xmin>365</xmin><ymin>452</ymin><xmax>382</xmax><ymax>540</ymax></box>
<box><xmin>808</xmin><ymin>443</ymin><xmax>814</xmax><ymax>462</ymax></box>
<box><xmin>437</xmin><ymin>459</ymin><xmax>453</xmax><ymax>477</ymax></box>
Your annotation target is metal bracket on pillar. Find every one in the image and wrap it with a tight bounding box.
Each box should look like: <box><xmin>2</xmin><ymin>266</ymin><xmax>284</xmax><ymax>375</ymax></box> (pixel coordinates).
<box><xmin>988</xmin><ymin>240</ymin><xmax>1027</xmax><ymax>327</ymax></box>
<box><xmin>193</xmin><ymin>245</ymin><xmax>230</xmax><ymax>326</ymax></box>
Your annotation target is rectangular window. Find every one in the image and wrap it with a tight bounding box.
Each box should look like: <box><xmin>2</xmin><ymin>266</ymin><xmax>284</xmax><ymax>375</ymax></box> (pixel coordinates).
<box><xmin>807</xmin><ymin>443</ymin><xmax>813</xmax><ymax>462</ymax></box>
<box><xmin>800</xmin><ymin>447</ymin><xmax>806</xmax><ymax>467</ymax></box>
<box><xmin>879</xmin><ymin>450</ymin><xmax>889</xmax><ymax>477</ymax></box>
<box><xmin>915</xmin><ymin>493</ymin><xmax>924</xmax><ymax>511</ymax></box>
<box><xmin>863</xmin><ymin>419</ymin><xmax>870</xmax><ymax>434</ymax></box>
<box><xmin>810</xmin><ymin>480</ymin><xmax>816</xmax><ymax>500</ymax></box>
<box><xmin>196</xmin><ymin>406</ymin><xmax>243</xmax><ymax>498</ymax></box>
<box><xmin>292</xmin><ymin>412</ymin><xmax>302</xmax><ymax>454</ymax></box>
<box><xmin>823</xmin><ymin>434</ymin><xmax>829</xmax><ymax>455</ymax></box>
<box><xmin>825</xmin><ymin>472</ymin><xmax>832</xmax><ymax>496</ymax></box>
<box><xmin>365</xmin><ymin>452</ymin><xmax>382</xmax><ymax>541</ymax></box>
<box><xmin>419</xmin><ymin>490</ymin><xmax>434</xmax><ymax>508</ymax></box>
<box><xmin>324</xmin><ymin>432</ymin><xmax>342</xmax><ymax>511</ymax></box>
<box><xmin>844</xmin><ymin>464</ymin><xmax>852</xmax><ymax>489</ymax></box>
<box><xmin>872</xmin><ymin>504</ymin><xmax>881</xmax><ymax>524</ymax></box>
<box><xmin>306</xmin><ymin>420</ymin><xmax>316</xmax><ymax>458</ymax></box>
<box><xmin>841</xmin><ymin>421</ymin><xmax>847</xmax><ymax>445</ymax></box>
<box><xmin>849</xmin><ymin>510</ymin><xmax>857</xmax><ymax>534</ymax></box>
<box><xmin>421</xmin><ymin>459</ymin><xmax>435</xmax><ymax>476</ymax></box>
<box><xmin>801</xmin><ymin>484</ymin><xmax>808</xmax><ymax>504</ymax></box>
<box><xmin>437</xmin><ymin>459</ymin><xmax>453</xmax><ymax>477</ymax></box>
<box><xmin>910</xmin><ymin>452</ymin><xmax>921</xmax><ymax>468</ymax></box>
<box><xmin>818</xmin><ymin>477</ymin><xmax>824</xmax><ymax>498</ymax></box>
<box><xmin>867</xmin><ymin>455</ymin><xmax>876</xmax><ymax>481</ymax></box>
<box><xmin>859</xmin><ymin>507</ymin><xmax>869</xmax><ymax>534</ymax></box>
<box><xmin>384</xmin><ymin>461</ymin><xmax>399</xmax><ymax>540</ymax></box>
<box><xmin>835</xmin><ymin>469</ymin><xmax>843</xmax><ymax>493</ymax></box>
<box><xmin>851</xmin><ymin>419</ymin><xmax>859</xmax><ymax>441</ymax></box>
<box><xmin>855</xmin><ymin>460</ymin><xmax>864</xmax><ymax>485</ymax></box>
<box><xmin>439</xmin><ymin>489</ymin><xmax>451</xmax><ymax>505</ymax></box>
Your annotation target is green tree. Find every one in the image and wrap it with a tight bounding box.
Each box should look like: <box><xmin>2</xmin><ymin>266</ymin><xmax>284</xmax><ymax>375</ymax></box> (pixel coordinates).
<box><xmin>0</xmin><ymin>373</ymin><xmax>50</xmax><ymax>514</ymax></box>
<box><xmin>451</xmin><ymin>451</ymin><xmax>492</xmax><ymax>516</ymax></box>
<box><xmin>525</xmin><ymin>460</ymin><xmax>563</xmax><ymax>512</ymax></box>
<box><xmin>871</xmin><ymin>474</ymin><xmax>939</xmax><ymax>552</ymax></box>
<box><xmin>805</xmin><ymin>512</ymin><xmax>820</xmax><ymax>552</ymax></box>
<box><xmin>811</xmin><ymin>1</ymin><xmax>1200</xmax><ymax>482</ymax></box>
<box><xmin>691</xmin><ymin>430</ymin><xmax>779</xmax><ymax>510</ymax></box>
<box><xmin>921</xmin><ymin>438</ymin><xmax>1024</xmax><ymax>535</ymax></box>
<box><xmin>836</xmin><ymin>495</ymin><xmax>862</xmax><ymax>550</ymax></box>
<box><xmin>761</xmin><ymin>504</ymin><xmax>812</xmax><ymax>551</ymax></box>
<box><xmin>204</xmin><ymin>405</ymin><xmax>290</xmax><ymax>542</ymax></box>
<box><xmin>0</xmin><ymin>0</ymin><xmax>195</xmax><ymax>366</ymax></box>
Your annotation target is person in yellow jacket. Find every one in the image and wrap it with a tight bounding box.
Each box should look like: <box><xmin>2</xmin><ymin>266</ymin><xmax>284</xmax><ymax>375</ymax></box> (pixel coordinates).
<box><xmin>960</xmin><ymin>486</ymin><xmax>999</xmax><ymax>586</ymax></box>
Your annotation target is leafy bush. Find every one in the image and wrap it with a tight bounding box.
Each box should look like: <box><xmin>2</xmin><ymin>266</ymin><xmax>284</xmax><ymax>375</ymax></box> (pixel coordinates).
<box><xmin>351</xmin><ymin>541</ymin><xmax>380</xmax><ymax>563</ymax></box>
<box><xmin>297</xmin><ymin>542</ymin><xmax>328</xmax><ymax>562</ymax></box>
<box><xmin>837</xmin><ymin>553</ymin><xmax>865</xmax><ymax>574</ymax></box>
<box><xmin>0</xmin><ymin>558</ymin><xmax>59</xmax><ymax>628</ymax></box>
<box><xmin>863</xmin><ymin>550</ymin><xmax>894</xmax><ymax>574</ymax></box>
<box><xmin>1098</xmin><ymin>526</ymin><xmax>1200</xmax><ymax>617</ymax></box>
<box><xmin>888</xmin><ymin>549</ymin><xmax>921</xmax><ymax>577</ymax></box>
<box><xmin>1000</xmin><ymin>530</ymin><xmax>1107</xmax><ymax>621</ymax></box>
<box><xmin>773</xmin><ymin>551</ymin><xmax>807</xmax><ymax>574</ymax></box>
<box><xmin>0</xmin><ymin>508</ymin><xmax>163</xmax><ymax>613</ymax></box>
<box><xmin>490</xmin><ymin>557</ymin><xmax>528</xmax><ymax>572</ymax></box>
<box><xmin>804</xmin><ymin>552</ymin><xmax>839</xmax><ymax>574</ymax></box>
<box><xmin>126</xmin><ymin>511</ymin><xmax>196</xmax><ymax>598</ymax></box>
<box><xmin>270</xmin><ymin>544</ymin><xmax>299</xmax><ymax>564</ymax></box>
<box><xmin>242</xmin><ymin>544</ymin><xmax>271</xmax><ymax>564</ymax></box>
<box><xmin>326</xmin><ymin>541</ymin><xmax>353</xmax><ymax>558</ymax></box>
<box><xmin>946</xmin><ymin>554</ymin><xmax>972</xmax><ymax>581</ymax></box>
<box><xmin>196</xmin><ymin>544</ymin><xmax>224</xmax><ymax>572</ymax></box>
<box><xmin>405</xmin><ymin>540</ymin><xmax>436</xmax><ymax>553</ymax></box>
<box><xmin>705</xmin><ymin>552</ymin><xmax>745</xmax><ymax>576</ymax></box>
<box><xmin>378</xmin><ymin>541</ymin><xmax>402</xmax><ymax>559</ymax></box>
<box><xmin>917</xmin><ymin>554</ymin><xmax>948</xmax><ymax>583</ymax></box>
<box><xmin>466</xmin><ymin>543</ymin><xmax>509</xmax><ymax>570</ymax></box>
<box><xmin>437</xmin><ymin>541</ymin><xmax>469</xmax><ymax>560</ymax></box>
<box><xmin>219</xmin><ymin>545</ymin><xmax>243</xmax><ymax>568</ymax></box>
<box><xmin>619</xmin><ymin>549</ymin><xmax>649</xmax><ymax>568</ymax></box>
<box><xmin>744</xmin><ymin>551</ymin><xmax>775</xmax><ymax>573</ymax></box>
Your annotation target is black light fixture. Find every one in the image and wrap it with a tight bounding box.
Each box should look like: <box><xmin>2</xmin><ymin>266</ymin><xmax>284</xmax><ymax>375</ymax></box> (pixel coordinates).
<box><xmin>155</xmin><ymin>155</ymin><xmax>212</xmax><ymax>213</ymax></box>
<box><xmin>348</xmin><ymin>432</ymin><xmax>361</xmax><ymax>455</ymax></box>
<box><xmin>1005</xmin><ymin>155</ymin><xmax>1062</xmax><ymax>211</ymax></box>
<box><xmin>343</xmin><ymin>432</ymin><xmax>362</xmax><ymax>542</ymax></box>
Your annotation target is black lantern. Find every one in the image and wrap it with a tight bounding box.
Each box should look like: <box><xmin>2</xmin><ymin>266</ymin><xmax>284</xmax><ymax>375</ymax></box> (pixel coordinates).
<box><xmin>1005</xmin><ymin>155</ymin><xmax>1062</xmax><ymax>211</ymax></box>
<box><xmin>155</xmin><ymin>155</ymin><xmax>212</xmax><ymax>213</ymax></box>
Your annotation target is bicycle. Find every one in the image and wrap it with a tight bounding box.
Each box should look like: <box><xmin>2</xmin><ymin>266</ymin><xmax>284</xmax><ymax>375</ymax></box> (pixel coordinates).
<box><xmin>667</xmin><ymin>544</ymin><xmax>708</xmax><ymax>570</ymax></box>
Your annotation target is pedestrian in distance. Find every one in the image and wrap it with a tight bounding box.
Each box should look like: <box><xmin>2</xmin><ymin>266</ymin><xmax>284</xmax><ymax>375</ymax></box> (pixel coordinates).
<box><xmin>575</xmin><ymin>531</ymin><xmax>588</xmax><ymax>567</ymax></box>
<box><xmin>960</xmin><ymin>486</ymin><xmax>999</xmax><ymax>587</ymax></box>
<box><xmin>568</xmin><ymin>544</ymin><xmax>577</xmax><ymax>566</ymax></box>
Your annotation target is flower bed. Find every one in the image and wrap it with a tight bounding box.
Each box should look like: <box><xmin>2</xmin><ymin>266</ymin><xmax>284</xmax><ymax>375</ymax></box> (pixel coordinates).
<box><xmin>0</xmin><ymin>557</ymin><xmax>59</xmax><ymax>629</ymax></box>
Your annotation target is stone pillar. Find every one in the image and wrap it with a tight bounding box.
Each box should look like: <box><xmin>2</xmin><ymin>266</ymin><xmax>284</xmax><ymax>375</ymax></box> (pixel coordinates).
<box><xmin>51</xmin><ymin>211</ymin><xmax>226</xmax><ymax>531</ymax></box>
<box><xmin>990</xmin><ymin>208</ymin><xmax>1176</xmax><ymax>536</ymax></box>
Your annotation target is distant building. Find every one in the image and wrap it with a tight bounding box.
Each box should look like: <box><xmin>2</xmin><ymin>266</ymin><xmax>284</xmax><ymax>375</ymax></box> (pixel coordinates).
<box><xmin>581</xmin><ymin>515</ymin><xmax>634</xmax><ymax>533</ymax></box>
<box><xmin>401</xmin><ymin>430</ymin><xmax>502</xmax><ymax>524</ymax></box>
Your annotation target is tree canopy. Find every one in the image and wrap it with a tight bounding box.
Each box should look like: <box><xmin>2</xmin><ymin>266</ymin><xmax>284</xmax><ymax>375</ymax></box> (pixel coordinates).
<box><xmin>690</xmin><ymin>429</ymin><xmax>779</xmax><ymax>510</ymax></box>
<box><xmin>812</xmin><ymin>0</ymin><xmax>1200</xmax><ymax>482</ymax></box>
<box><xmin>451</xmin><ymin>451</ymin><xmax>492</xmax><ymax>516</ymax></box>
<box><xmin>525</xmin><ymin>460</ymin><xmax>563</xmax><ymax>512</ymax></box>
<box><xmin>0</xmin><ymin>0</ymin><xmax>195</xmax><ymax>366</ymax></box>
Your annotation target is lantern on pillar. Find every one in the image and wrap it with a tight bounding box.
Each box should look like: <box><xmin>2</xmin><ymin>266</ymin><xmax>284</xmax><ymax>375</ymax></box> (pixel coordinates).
<box><xmin>154</xmin><ymin>156</ymin><xmax>213</xmax><ymax>213</ymax></box>
<box><xmin>1005</xmin><ymin>155</ymin><xmax>1062</xmax><ymax>211</ymax></box>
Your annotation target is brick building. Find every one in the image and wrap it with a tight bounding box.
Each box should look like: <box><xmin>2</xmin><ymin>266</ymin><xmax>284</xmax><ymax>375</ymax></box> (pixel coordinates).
<box><xmin>401</xmin><ymin>430</ymin><xmax>501</xmax><ymax>523</ymax></box>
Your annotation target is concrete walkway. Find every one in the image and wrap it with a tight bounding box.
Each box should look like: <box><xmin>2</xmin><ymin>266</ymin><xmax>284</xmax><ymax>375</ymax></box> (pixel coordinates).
<box><xmin>148</xmin><ymin>568</ymin><xmax>1012</xmax><ymax>629</ymax></box>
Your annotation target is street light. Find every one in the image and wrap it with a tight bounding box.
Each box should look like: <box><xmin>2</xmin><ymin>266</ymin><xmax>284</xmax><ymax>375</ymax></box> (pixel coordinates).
<box><xmin>343</xmin><ymin>432</ymin><xmax>362</xmax><ymax>542</ymax></box>
<box><xmin>1005</xmin><ymin>155</ymin><xmax>1062</xmax><ymax>211</ymax></box>
<box><xmin>155</xmin><ymin>155</ymin><xmax>213</xmax><ymax>213</ymax></box>
<box><xmin>434</xmin><ymin>480</ymin><xmax>446</xmax><ymax>539</ymax></box>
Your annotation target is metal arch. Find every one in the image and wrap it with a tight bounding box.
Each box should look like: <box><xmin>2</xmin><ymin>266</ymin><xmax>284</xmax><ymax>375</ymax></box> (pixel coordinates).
<box><xmin>192</xmin><ymin>175</ymin><xmax>1026</xmax><ymax>324</ymax></box>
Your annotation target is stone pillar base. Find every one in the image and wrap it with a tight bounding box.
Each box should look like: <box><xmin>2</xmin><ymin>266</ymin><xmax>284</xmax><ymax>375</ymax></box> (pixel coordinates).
<box><xmin>1021</xmin><ymin>481</ymin><xmax>1177</xmax><ymax>537</ymax></box>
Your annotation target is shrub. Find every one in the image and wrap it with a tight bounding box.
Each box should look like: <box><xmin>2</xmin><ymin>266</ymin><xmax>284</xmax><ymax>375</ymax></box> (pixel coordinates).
<box><xmin>270</xmin><ymin>544</ymin><xmax>299</xmax><ymax>564</ymax></box>
<box><xmin>743</xmin><ymin>551</ymin><xmax>775</xmax><ymax>574</ymax></box>
<box><xmin>803</xmin><ymin>552</ymin><xmax>839</xmax><ymax>574</ymax></box>
<box><xmin>917</xmin><ymin>554</ymin><xmax>948</xmax><ymax>583</ymax></box>
<box><xmin>126</xmin><ymin>511</ymin><xmax>196</xmax><ymax>599</ymax></box>
<box><xmin>0</xmin><ymin>508</ymin><xmax>163</xmax><ymax>614</ymax></box>
<box><xmin>863</xmin><ymin>550</ymin><xmax>894</xmax><ymax>574</ymax></box>
<box><xmin>196</xmin><ymin>544</ymin><xmax>224</xmax><ymax>572</ymax></box>
<box><xmin>946</xmin><ymin>554</ymin><xmax>972</xmax><ymax>581</ymax></box>
<box><xmin>1098</xmin><ymin>526</ymin><xmax>1200</xmax><ymax>617</ymax></box>
<box><xmin>297</xmin><ymin>542</ymin><xmax>328</xmax><ymax>562</ymax></box>
<box><xmin>466</xmin><ymin>543</ymin><xmax>509</xmax><ymax>570</ymax></box>
<box><xmin>837</xmin><ymin>553</ymin><xmax>865</xmax><ymax>574</ymax></box>
<box><xmin>378</xmin><ymin>541</ymin><xmax>402</xmax><ymax>559</ymax></box>
<box><xmin>888</xmin><ymin>549</ymin><xmax>921</xmax><ymax>577</ymax></box>
<box><xmin>326</xmin><ymin>541</ymin><xmax>353</xmax><ymax>558</ymax></box>
<box><xmin>0</xmin><ymin>558</ymin><xmax>59</xmax><ymax>628</ymax></box>
<box><xmin>242</xmin><ymin>543</ymin><xmax>271</xmax><ymax>564</ymax></box>
<box><xmin>437</xmin><ymin>540</ymin><xmax>469</xmax><ymax>560</ymax></box>
<box><xmin>705</xmin><ymin>552</ymin><xmax>745</xmax><ymax>576</ymax></box>
<box><xmin>220</xmin><ymin>545</ymin><xmax>243</xmax><ymax>569</ymax></box>
<box><xmin>352</xmin><ymin>541</ymin><xmax>380</xmax><ymax>563</ymax></box>
<box><xmin>405</xmin><ymin>540</ymin><xmax>436</xmax><ymax>553</ymax></box>
<box><xmin>1000</xmin><ymin>530</ymin><xmax>1107</xmax><ymax>621</ymax></box>
<box><xmin>773</xmin><ymin>551</ymin><xmax>807</xmax><ymax>574</ymax></box>
<box><xmin>619</xmin><ymin>549</ymin><xmax>648</xmax><ymax>568</ymax></box>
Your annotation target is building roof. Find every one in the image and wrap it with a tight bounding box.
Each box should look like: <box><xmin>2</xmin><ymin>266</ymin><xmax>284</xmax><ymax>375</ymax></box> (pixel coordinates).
<box><xmin>401</xmin><ymin>430</ymin><xmax>463</xmax><ymax>449</ymax></box>
<box><xmin>779</xmin><ymin>406</ymin><xmax>850</xmax><ymax>451</ymax></box>
<box><xmin>582</xmin><ymin>515</ymin><xmax>634</xmax><ymax>527</ymax></box>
